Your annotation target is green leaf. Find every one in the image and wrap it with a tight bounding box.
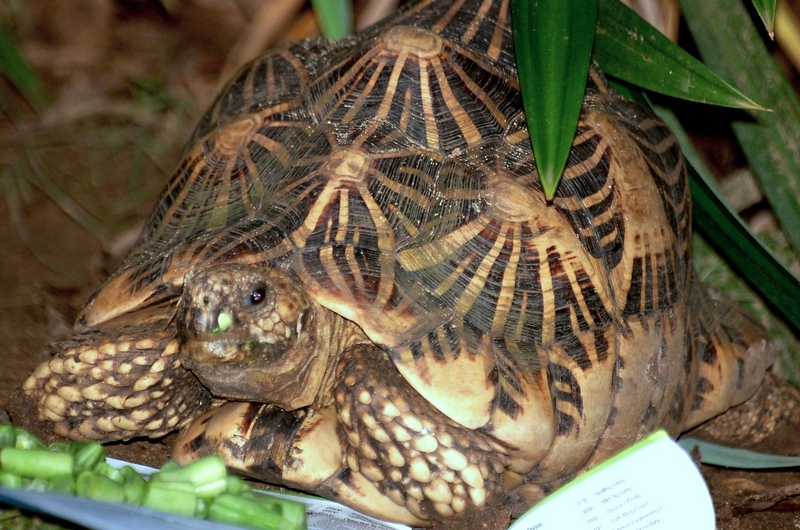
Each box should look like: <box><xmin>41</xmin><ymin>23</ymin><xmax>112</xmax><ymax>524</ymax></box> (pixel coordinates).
<box><xmin>594</xmin><ymin>0</ymin><xmax>764</xmax><ymax>111</ymax></box>
<box><xmin>680</xmin><ymin>0</ymin><xmax>800</xmax><ymax>257</ymax></box>
<box><xmin>0</xmin><ymin>23</ymin><xmax>47</xmax><ymax>111</ymax></box>
<box><xmin>652</xmin><ymin>103</ymin><xmax>800</xmax><ymax>335</ymax></box>
<box><xmin>511</xmin><ymin>0</ymin><xmax>597</xmax><ymax>200</ymax></box>
<box><xmin>310</xmin><ymin>0</ymin><xmax>353</xmax><ymax>40</ymax></box>
<box><xmin>751</xmin><ymin>0</ymin><xmax>777</xmax><ymax>37</ymax></box>
<box><xmin>678</xmin><ymin>437</ymin><xmax>800</xmax><ymax>468</ymax></box>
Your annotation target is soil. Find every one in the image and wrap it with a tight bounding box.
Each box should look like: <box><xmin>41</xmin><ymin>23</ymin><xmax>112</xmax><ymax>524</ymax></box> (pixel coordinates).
<box><xmin>2</xmin><ymin>1</ymin><xmax>800</xmax><ymax>529</ymax></box>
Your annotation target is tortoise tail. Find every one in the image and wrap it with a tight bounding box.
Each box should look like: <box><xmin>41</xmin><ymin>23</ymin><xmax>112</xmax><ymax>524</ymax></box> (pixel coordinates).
<box><xmin>682</xmin><ymin>278</ymin><xmax>774</xmax><ymax>430</ymax></box>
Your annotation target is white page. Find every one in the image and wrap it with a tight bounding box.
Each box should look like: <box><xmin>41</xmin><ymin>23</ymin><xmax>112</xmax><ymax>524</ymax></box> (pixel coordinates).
<box><xmin>509</xmin><ymin>430</ymin><xmax>715</xmax><ymax>530</ymax></box>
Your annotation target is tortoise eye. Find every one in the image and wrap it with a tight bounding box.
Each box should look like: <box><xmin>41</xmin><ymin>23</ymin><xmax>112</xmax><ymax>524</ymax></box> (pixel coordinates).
<box><xmin>246</xmin><ymin>286</ymin><xmax>267</xmax><ymax>307</ymax></box>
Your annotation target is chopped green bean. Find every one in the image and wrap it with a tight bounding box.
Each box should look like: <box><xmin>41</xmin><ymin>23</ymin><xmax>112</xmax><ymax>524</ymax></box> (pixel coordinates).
<box><xmin>73</xmin><ymin>441</ymin><xmax>105</xmax><ymax>472</ymax></box>
<box><xmin>75</xmin><ymin>471</ymin><xmax>125</xmax><ymax>503</ymax></box>
<box><xmin>0</xmin><ymin>425</ymin><xmax>16</xmax><ymax>448</ymax></box>
<box><xmin>142</xmin><ymin>481</ymin><xmax>198</xmax><ymax>517</ymax></box>
<box><xmin>92</xmin><ymin>461</ymin><xmax>123</xmax><ymax>482</ymax></box>
<box><xmin>0</xmin><ymin>470</ymin><xmax>22</xmax><ymax>489</ymax></box>
<box><xmin>1</xmin><ymin>448</ymin><xmax>74</xmax><ymax>479</ymax></box>
<box><xmin>45</xmin><ymin>474</ymin><xmax>76</xmax><ymax>495</ymax></box>
<box><xmin>12</xmin><ymin>429</ymin><xmax>46</xmax><ymax>450</ymax></box>
<box><xmin>0</xmin><ymin>427</ymin><xmax>308</xmax><ymax>529</ymax></box>
<box><xmin>208</xmin><ymin>493</ymin><xmax>293</xmax><ymax>530</ymax></box>
<box><xmin>120</xmin><ymin>465</ymin><xmax>148</xmax><ymax>505</ymax></box>
<box><xmin>150</xmin><ymin>454</ymin><xmax>227</xmax><ymax>488</ymax></box>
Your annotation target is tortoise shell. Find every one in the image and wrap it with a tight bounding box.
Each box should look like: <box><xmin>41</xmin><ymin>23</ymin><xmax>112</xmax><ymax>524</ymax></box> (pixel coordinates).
<box><xmin>21</xmin><ymin>0</ymin><xmax>772</xmax><ymax>526</ymax></box>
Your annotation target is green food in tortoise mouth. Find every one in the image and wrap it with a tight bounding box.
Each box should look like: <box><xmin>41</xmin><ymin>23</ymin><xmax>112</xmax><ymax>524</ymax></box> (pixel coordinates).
<box><xmin>15</xmin><ymin>0</ymin><xmax>780</xmax><ymax>528</ymax></box>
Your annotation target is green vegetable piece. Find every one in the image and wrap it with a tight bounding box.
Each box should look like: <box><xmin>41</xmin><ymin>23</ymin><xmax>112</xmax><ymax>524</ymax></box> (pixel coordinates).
<box><xmin>0</xmin><ymin>425</ymin><xmax>15</xmax><ymax>448</ymax></box>
<box><xmin>73</xmin><ymin>441</ymin><xmax>106</xmax><ymax>472</ymax></box>
<box><xmin>12</xmin><ymin>429</ymin><xmax>46</xmax><ymax>450</ymax></box>
<box><xmin>142</xmin><ymin>481</ymin><xmax>198</xmax><ymax>517</ymax></box>
<box><xmin>23</xmin><ymin>478</ymin><xmax>48</xmax><ymax>493</ymax></box>
<box><xmin>214</xmin><ymin>311</ymin><xmax>234</xmax><ymax>333</ymax></box>
<box><xmin>120</xmin><ymin>466</ymin><xmax>148</xmax><ymax>505</ymax></box>
<box><xmin>225</xmin><ymin>475</ymin><xmax>250</xmax><ymax>495</ymax></box>
<box><xmin>0</xmin><ymin>471</ymin><xmax>22</xmax><ymax>489</ymax></box>
<box><xmin>194</xmin><ymin>477</ymin><xmax>229</xmax><ymax>499</ymax></box>
<box><xmin>92</xmin><ymin>461</ymin><xmax>123</xmax><ymax>482</ymax></box>
<box><xmin>75</xmin><ymin>471</ymin><xmax>125</xmax><ymax>503</ymax></box>
<box><xmin>0</xmin><ymin>448</ymin><xmax>74</xmax><ymax>479</ymax></box>
<box><xmin>209</xmin><ymin>493</ymin><xmax>293</xmax><ymax>530</ymax></box>
<box><xmin>158</xmin><ymin>460</ymin><xmax>182</xmax><ymax>473</ymax></box>
<box><xmin>151</xmin><ymin>456</ymin><xmax>227</xmax><ymax>488</ymax></box>
<box><xmin>46</xmin><ymin>474</ymin><xmax>76</xmax><ymax>495</ymax></box>
<box><xmin>270</xmin><ymin>497</ymin><xmax>307</xmax><ymax>530</ymax></box>
<box><xmin>195</xmin><ymin>497</ymin><xmax>209</xmax><ymax>518</ymax></box>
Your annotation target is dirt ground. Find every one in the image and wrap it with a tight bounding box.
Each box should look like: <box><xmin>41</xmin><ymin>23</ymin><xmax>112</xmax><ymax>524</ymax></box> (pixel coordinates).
<box><xmin>3</xmin><ymin>1</ymin><xmax>800</xmax><ymax>529</ymax></box>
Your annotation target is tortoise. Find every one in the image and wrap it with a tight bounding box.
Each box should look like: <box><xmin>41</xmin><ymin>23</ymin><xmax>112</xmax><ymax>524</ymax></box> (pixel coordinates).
<box><xmin>14</xmin><ymin>0</ymin><xmax>782</xmax><ymax>527</ymax></box>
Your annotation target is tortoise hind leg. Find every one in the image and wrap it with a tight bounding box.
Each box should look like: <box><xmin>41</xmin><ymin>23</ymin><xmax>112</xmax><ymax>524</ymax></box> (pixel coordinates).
<box><xmin>682</xmin><ymin>281</ymin><xmax>774</xmax><ymax>430</ymax></box>
<box><xmin>686</xmin><ymin>371</ymin><xmax>800</xmax><ymax>449</ymax></box>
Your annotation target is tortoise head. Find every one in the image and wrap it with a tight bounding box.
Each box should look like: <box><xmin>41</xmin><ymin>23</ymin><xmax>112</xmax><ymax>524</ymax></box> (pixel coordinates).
<box><xmin>177</xmin><ymin>264</ymin><xmax>339</xmax><ymax>410</ymax></box>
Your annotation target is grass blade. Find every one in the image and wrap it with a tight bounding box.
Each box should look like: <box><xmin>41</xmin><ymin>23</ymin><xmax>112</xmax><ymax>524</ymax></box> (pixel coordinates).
<box><xmin>594</xmin><ymin>0</ymin><xmax>764</xmax><ymax>111</ymax></box>
<box><xmin>750</xmin><ymin>0</ymin><xmax>777</xmax><ymax>37</ymax></box>
<box><xmin>680</xmin><ymin>0</ymin><xmax>800</xmax><ymax>257</ymax></box>
<box><xmin>653</xmin><ymin>103</ymin><xmax>800</xmax><ymax>335</ymax></box>
<box><xmin>511</xmin><ymin>0</ymin><xmax>597</xmax><ymax>199</ymax></box>
<box><xmin>310</xmin><ymin>0</ymin><xmax>353</xmax><ymax>40</ymax></box>
<box><xmin>0</xmin><ymin>23</ymin><xmax>47</xmax><ymax>111</ymax></box>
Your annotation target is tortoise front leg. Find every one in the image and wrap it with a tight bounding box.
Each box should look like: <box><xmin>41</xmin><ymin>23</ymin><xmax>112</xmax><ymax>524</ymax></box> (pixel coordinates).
<box><xmin>334</xmin><ymin>344</ymin><xmax>512</xmax><ymax>527</ymax></box>
<box><xmin>173</xmin><ymin>343</ymin><xmax>514</xmax><ymax>528</ymax></box>
<box><xmin>13</xmin><ymin>323</ymin><xmax>212</xmax><ymax>441</ymax></box>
